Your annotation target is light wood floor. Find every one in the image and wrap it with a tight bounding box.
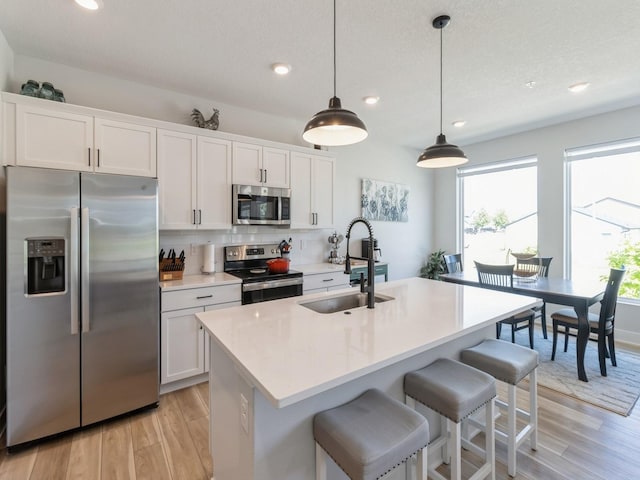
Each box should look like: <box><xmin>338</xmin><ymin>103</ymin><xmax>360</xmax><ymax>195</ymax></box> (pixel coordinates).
<box><xmin>1</xmin><ymin>376</ymin><xmax>640</xmax><ymax>479</ymax></box>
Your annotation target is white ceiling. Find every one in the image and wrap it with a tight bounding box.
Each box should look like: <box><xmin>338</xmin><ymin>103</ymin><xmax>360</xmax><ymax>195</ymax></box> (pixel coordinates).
<box><xmin>1</xmin><ymin>0</ymin><xmax>640</xmax><ymax>149</ymax></box>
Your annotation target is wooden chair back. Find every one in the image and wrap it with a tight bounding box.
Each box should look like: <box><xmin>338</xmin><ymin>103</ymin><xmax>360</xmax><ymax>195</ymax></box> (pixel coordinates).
<box><xmin>515</xmin><ymin>257</ymin><xmax>553</xmax><ymax>277</ymax></box>
<box><xmin>443</xmin><ymin>253</ymin><xmax>463</xmax><ymax>273</ymax></box>
<box><xmin>600</xmin><ymin>268</ymin><xmax>626</xmax><ymax>327</ymax></box>
<box><xmin>474</xmin><ymin>261</ymin><xmax>514</xmax><ymax>288</ymax></box>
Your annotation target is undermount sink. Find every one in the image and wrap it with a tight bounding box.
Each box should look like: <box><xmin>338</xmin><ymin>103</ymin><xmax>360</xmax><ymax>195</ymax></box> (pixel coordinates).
<box><xmin>300</xmin><ymin>292</ymin><xmax>394</xmax><ymax>314</ymax></box>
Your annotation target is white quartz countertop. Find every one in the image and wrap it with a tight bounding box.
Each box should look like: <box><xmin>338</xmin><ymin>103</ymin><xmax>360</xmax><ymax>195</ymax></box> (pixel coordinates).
<box><xmin>197</xmin><ymin>277</ymin><xmax>541</xmax><ymax>408</ymax></box>
<box><xmin>160</xmin><ymin>272</ymin><xmax>241</xmax><ymax>291</ymax></box>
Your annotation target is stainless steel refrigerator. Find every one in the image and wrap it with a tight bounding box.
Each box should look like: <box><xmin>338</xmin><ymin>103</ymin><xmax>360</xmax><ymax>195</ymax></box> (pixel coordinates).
<box><xmin>5</xmin><ymin>166</ymin><xmax>159</xmax><ymax>447</ymax></box>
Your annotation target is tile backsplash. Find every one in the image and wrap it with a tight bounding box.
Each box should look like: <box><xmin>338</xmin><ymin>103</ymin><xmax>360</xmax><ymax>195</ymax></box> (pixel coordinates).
<box><xmin>160</xmin><ymin>228</ymin><xmax>342</xmax><ymax>275</ymax></box>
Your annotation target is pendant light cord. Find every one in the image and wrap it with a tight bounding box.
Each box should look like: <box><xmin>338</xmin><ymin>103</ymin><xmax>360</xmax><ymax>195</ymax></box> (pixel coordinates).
<box><xmin>333</xmin><ymin>0</ymin><xmax>337</xmax><ymax>97</ymax></box>
<box><xmin>439</xmin><ymin>25</ymin><xmax>443</xmax><ymax>135</ymax></box>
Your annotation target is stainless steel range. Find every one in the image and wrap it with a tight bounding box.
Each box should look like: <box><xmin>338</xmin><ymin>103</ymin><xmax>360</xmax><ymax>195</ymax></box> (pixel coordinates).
<box><xmin>224</xmin><ymin>244</ymin><xmax>303</xmax><ymax>304</ymax></box>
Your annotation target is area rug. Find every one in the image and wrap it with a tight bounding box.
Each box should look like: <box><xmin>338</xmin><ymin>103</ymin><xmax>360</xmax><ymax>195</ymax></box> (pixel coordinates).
<box><xmin>508</xmin><ymin>329</ymin><xmax>640</xmax><ymax>416</ymax></box>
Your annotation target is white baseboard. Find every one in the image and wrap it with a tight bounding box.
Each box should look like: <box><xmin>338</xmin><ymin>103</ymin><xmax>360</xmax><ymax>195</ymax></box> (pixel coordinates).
<box><xmin>160</xmin><ymin>373</ymin><xmax>208</xmax><ymax>395</ymax></box>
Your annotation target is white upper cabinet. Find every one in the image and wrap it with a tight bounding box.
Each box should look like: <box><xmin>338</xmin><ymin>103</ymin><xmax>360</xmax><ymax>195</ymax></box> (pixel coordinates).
<box><xmin>94</xmin><ymin>118</ymin><xmax>156</xmax><ymax>177</ymax></box>
<box><xmin>157</xmin><ymin>129</ymin><xmax>232</xmax><ymax>230</ymax></box>
<box><xmin>290</xmin><ymin>152</ymin><xmax>335</xmax><ymax>228</ymax></box>
<box><xmin>14</xmin><ymin>102</ymin><xmax>156</xmax><ymax>177</ymax></box>
<box><xmin>16</xmin><ymin>104</ymin><xmax>93</xmax><ymax>172</ymax></box>
<box><xmin>196</xmin><ymin>136</ymin><xmax>232</xmax><ymax>229</ymax></box>
<box><xmin>157</xmin><ymin>130</ymin><xmax>197</xmax><ymax>229</ymax></box>
<box><xmin>232</xmin><ymin>142</ymin><xmax>290</xmax><ymax>188</ymax></box>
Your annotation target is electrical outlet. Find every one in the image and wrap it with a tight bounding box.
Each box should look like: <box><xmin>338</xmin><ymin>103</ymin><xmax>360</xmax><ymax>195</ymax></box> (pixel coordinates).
<box><xmin>190</xmin><ymin>243</ymin><xmax>198</xmax><ymax>256</ymax></box>
<box><xmin>240</xmin><ymin>393</ymin><xmax>249</xmax><ymax>433</ymax></box>
<box><xmin>299</xmin><ymin>239</ymin><xmax>306</xmax><ymax>250</ymax></box>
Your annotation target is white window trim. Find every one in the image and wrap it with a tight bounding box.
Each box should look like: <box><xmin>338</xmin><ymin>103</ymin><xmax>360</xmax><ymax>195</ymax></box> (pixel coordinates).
<box><xmin>456</xmin><ymin>156</ymin><xmax>538</xmax><ymax>262</ymax></box>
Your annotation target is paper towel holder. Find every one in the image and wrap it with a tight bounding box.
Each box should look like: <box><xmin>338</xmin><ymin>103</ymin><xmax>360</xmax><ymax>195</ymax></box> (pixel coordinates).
<box><xmin>202</xmin><ymin>244</ymin><xmax>216</xmax><ymax>274</ymax></box>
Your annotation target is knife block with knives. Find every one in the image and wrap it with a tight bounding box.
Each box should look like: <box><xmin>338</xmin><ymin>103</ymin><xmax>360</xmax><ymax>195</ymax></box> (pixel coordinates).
<box><xmin>159</xmin><ymin>248</ymin><xmax>185</xmax><ymax>281</ymax></box>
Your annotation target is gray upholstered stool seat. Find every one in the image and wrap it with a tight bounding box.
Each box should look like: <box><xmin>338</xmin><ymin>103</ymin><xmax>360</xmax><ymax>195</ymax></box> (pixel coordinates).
<box><xmin>404</xmin><ymin>358</ymin><xmax>496</xmax><ymax>480</ymax></box>
<box><xmin>313</xmin><ymin>388</ymin><xmax>429</xmax><ymax>480</ymax></box>
<box><xmin>461</xmin><ymin>339</ymin><xmax>539</xmax><ymax>477</ymax></box>
<box><xmin>460</xmin><ymin>338</ymin><xmax>538</xmax><ymax>385</ymax></box>
<box><xmin>405</xmin><ymin>358</ymin><xmax>496</xmax><ymax>422</ymax></box>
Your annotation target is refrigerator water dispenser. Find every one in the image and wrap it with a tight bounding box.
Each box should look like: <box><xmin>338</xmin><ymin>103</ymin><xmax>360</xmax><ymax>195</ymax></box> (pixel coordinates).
<box><xmin>26</xmin><ymin>238</ymin><xmax>65</xmax><ymax>295</ymax></box>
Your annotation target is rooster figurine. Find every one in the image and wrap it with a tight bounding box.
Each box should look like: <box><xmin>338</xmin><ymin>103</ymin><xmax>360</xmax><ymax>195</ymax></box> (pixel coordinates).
<box><xmin>191</xmin><ymin>108</ymin><xmax>219</xmax><ymax>130</ymax></box>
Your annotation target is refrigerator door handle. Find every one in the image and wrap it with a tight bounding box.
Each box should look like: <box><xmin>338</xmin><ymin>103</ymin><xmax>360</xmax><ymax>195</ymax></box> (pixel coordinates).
<box><xmin>81</xmin><ymin>207</ymin><xmax>90</xmax><ymax>333</ymax></box>
<box><xmin>70</xmin><ymin>207</ymin><xmax>80</xmax><ymax>335</ymax></box>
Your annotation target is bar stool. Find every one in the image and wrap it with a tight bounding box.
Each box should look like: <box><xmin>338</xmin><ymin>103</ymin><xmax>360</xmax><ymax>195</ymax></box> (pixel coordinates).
<box><xmin>461</xmin><ymin>339</ymin><xmax>538</xmax><ymax>477</ymax></box>
<box><xmin>313</xmin><ymin>388</ymin><xmax>429</xmax><ymax>480</ymax></box>
<box><xmin>404</xmin><ymin>358</ymin><xmax>496</xmax><ymax>480</ymax></box>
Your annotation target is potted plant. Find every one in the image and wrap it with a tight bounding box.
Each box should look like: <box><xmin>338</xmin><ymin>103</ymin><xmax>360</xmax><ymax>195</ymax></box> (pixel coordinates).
<box><xmin>420</xmin><ymin>249</ymin><xmax>446</xmax><ymax>280</ymax></box>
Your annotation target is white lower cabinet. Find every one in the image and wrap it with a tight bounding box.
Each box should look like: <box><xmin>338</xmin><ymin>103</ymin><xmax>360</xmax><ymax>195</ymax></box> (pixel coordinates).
<box><xmin>161</xmin><ymin>306</ymin><xmax>205</xmax><ymax>384</ymax></box>
<box><xmin>161</xmin><ymin>284</ymin><xmax>241</xmax><ymax>385</ymax></box>
<box><xmin>303</xmin><ymin>271</ymin><xmax>350</xmax><ymax>294</ymax></box>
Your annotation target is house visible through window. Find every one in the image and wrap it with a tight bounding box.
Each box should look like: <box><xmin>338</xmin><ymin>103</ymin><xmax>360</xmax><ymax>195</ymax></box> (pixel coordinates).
<box><xmin>566</xmin><ymin>138</ymin><xmax>640</xmax><ymax>301</ymax></box>
<box><xmin>457</xmin><ymin>157</ymin><xmax>538</xmax><ymax>268</ymax></box>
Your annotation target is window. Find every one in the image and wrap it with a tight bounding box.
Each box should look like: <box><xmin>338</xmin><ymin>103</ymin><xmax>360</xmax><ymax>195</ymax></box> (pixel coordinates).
<box><xmin>458</xmin><ymin>157</ymin><xmax>538</xmax><ymax>267</ymax></box>
<box><xmin>566</xmin><ymin>138</ymin><xmax>640</xmax><ymax>300</ymax></box>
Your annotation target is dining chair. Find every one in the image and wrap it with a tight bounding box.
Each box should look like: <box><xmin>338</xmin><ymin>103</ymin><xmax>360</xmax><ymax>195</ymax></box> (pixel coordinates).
<box><xmin>515</xmin><ymin>257</ymin><xmax>553</xmax><ymax>339</ymax></box>
<box><xmin>550</xmin><ymin>267</ymin><xmax>626</xmax><ymax>376</ymax></box>
<box><xmin>443</xmin><ymin>253</ymin><xmax>463</xmax><ymax>274</ymax></box>
<box><xmin>474</xmin><ymin>261</ymin><xmax>536</xmax><ymax>348</ymax></box>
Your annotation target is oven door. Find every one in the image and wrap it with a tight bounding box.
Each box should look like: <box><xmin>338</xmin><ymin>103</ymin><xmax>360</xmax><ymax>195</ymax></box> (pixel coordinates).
<box><xmin>242</xmin><ymin>277</ymin><xmax>303</xmax><ymax>304</ymax></box>
<box><xmin>233</xmin><ymin>184</ymin><xmax>290</xmax><ymax>225</ymax></box>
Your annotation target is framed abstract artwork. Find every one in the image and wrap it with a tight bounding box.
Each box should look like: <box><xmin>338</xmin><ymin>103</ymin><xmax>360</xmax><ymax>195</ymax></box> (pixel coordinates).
<box><xmin>361</xmin><ymin>178</ymin><xmax>409</xmax><ymax>222</ymax></box>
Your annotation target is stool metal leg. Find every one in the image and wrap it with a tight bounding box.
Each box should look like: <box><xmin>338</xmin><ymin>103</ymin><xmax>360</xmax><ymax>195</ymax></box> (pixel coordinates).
<box><xmin>315</xmin><ymin>443</ymin><xmax>327</xmax><ymax>480</ymax></box>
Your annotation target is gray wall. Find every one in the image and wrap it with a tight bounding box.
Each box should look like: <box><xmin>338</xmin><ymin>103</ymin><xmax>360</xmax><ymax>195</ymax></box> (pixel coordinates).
<box><xmin>0</xmin><ymin>29</ymin><xmax>12</xmax><ymax>91</ymax></box>
<box><xmin>433</xmin><ymin>105</ymin><xmax>640</xmax><ymax>344</ymax></box>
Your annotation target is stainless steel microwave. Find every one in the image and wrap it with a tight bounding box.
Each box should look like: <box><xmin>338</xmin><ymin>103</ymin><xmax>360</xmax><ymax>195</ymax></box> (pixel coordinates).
<box><xmin>232</xmin><ymin>184</ymin><xmax>291</xmax><ymax>226</ymax></box>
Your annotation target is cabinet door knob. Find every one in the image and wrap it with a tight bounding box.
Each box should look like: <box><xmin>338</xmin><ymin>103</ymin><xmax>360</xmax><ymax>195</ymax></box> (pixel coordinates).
<box><xmin>88</xmin><ymin>147</ymin><xmax>91</xmax><ymax>166</ymax></box>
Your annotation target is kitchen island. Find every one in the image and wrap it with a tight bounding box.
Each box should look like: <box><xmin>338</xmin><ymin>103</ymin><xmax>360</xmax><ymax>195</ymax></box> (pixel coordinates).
<box><xmin>197</xmin><ymin>277</ymin><xmax>540</xmax><ymax>480</ymax></box>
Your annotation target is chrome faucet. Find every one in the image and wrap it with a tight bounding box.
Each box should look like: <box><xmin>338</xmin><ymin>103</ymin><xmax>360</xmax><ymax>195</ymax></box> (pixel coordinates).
<box><xmin>344</xmin><ymin>216</ymin><xmax>376</xmax><ymax>308</ymax></box>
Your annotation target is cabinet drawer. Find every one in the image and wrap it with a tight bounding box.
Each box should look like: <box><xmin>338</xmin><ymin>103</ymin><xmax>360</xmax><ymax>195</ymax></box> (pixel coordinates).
<box><xmin>304</xmin><ymin>271</ymin><xmax>349</xmax><ymax>293</ymax></box>
<box><xmin>162</xmin><ymin>284</ymin><xmax>241</xmax><ymax>311</ymax></box>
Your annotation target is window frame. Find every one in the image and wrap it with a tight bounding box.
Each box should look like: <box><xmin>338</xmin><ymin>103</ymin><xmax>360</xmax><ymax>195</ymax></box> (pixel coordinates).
<box><xmin>564</xmin><ymin>136</ymin><xmax>640</xmax><ymax>302</ymax></box>
<box><xmin>456</xmin><ymin>156</ymin><xmax>538</xmax><ymax>264</ymax></box>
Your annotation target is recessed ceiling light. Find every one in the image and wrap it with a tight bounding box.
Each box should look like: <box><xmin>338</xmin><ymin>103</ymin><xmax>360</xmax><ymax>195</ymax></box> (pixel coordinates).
<box><xmin>452</xmin><ymin>120</ymin><xmax>466</xmax><ymax>128</ymax></box>
<box><xmin>568</xmin><ymin>82</ymin><xmax>590</xmax><ymax>93</ymax></box>
<box><xmin>74</xmin><ymin>0</ymin><xmax>103</xmax><ymax>10</ymax></box>
<box><xmin>271</xmin><ymin>63</ymin><xmax>291</xmax><ymax>75</ymax></box>
<box><xmin>524</xmin><ymin>81</ymin><xmax>537</xmax><ymax>89</ymax></box>
<box><xmin>363</xmin><ymin>96</ymin><xmax>379</xmax><ymax>105</ymax></box>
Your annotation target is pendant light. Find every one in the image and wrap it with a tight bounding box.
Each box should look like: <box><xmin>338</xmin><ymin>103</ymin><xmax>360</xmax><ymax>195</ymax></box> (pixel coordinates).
<box><xmin>303</xmin><ymin>0</ymin><xmax>368</xmax><ymax>146</ymax></box>
<box><xmin>417</xmin><ymin>15</ymin><xmax>468</xmax><ymax>168</ymax></box>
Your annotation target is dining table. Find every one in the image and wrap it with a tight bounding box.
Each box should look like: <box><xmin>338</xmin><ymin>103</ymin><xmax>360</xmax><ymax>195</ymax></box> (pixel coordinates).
<box><xmin>440</xmin><ymin>270</ymin><xmax>606</xmax><ymax>382</ymax></box>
